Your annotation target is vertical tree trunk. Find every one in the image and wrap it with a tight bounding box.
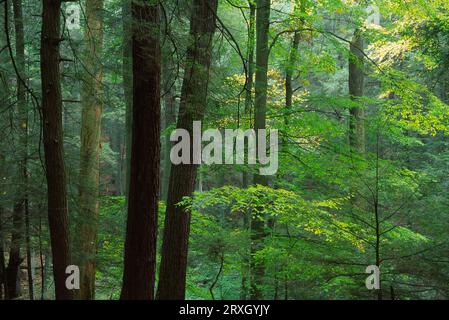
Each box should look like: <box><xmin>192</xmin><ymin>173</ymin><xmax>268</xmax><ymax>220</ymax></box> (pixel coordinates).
<box><xmin>250</xmin><ymin>0</ymin><xmax>271</xmax><ymax>300</ymax></box>
<box><xmin>5</xmin><ymin>0</ymin><xmax>28</xmax><ymax>300</ymax></box>
<box><xmin>241</xmin><ymin>0</ymin><xmax>256</xmax><ymax>300</ymax></box>
<box><xmin>284</xmin><ymin>29</ymin><xmax>300</xmax><ymax>113</ymax></box>
<box><xmin>161</xmin><ymin>49</ymin><xmax>177</xmax><ymax>202</ymax></box>
<box><xmin>122</xmin><ymin>0</ymin><xmax>133</xmax><ymax>199</ymax></box>
<box><xmin>244</xmin><ymin>0</ymin><xmax>256</xmax><ymax>116</ymax></box>
<box><xmin>348</xmin><ymin>31</ymin><xmax>365</xmax><ymax>154</ymax></box>
<box><xmin>120</xmin><ymin>0</ymin><xmax>160</xmax><ymax>300</ymax></box>
<box><xmin>74</xmin><ymin>0</ymin><xmax>104</xmax><ymax>300</ymax></box>
<box><xmin>17</xmin><ymin>0</ymin><xmax>33</xmax><ymax>299</ymax></box>
<box><xmin>41</xmin><ymin>0</ymin><xmax>73</xmax><ymax>300</ymax></box>
<box><xmin>157</xmin><ymin>0</ymin><xmax>218</xmax><ymax>300</ymax></box>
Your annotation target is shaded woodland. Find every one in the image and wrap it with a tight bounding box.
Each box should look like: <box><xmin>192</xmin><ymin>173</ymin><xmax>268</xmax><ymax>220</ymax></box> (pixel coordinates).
<box><xmin>0</xmin><ymin>0</ymin><xmax>449</xmax><ymax>300</ymax></box>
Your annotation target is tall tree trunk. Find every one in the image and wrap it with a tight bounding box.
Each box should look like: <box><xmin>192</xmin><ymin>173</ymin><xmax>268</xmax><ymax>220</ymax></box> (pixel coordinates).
<box><xmin>161</xmin><ymin>48</ymin><xmax>177</xmax><ymax>202</ymax></box>
<box><xmin>16</xmin><ymin>0</ymin><xmax>33</xmax><ymax>300</ymax></box>
<box><xmin>250</xmin><ymin>0</ymin><xmax>271</xmax><ymax>300</ymax></box>
<box><xmin>348</xmin><ymin>30</ymin><xmax>365</xmax><ymax>154</ymax></box>
<box><xmin>244</xmin><ymin>0</ymin><xmax>256</xmax><ymax>116</ymax></box>
<box><xmin>74</xmin><ymin>0</ymin><xmax>104</xmax><ymax>300</ymax></box>
<box><xmin>122</xmin><ymin>0</ymin><xmax>132</xmax><ymax>199</ymax></box>
<box><xmin>40</xmin><ymin>0</ymin><xmax>73</xmax><ymax>300</ymax></box>
<box><xmin>241</xmin><ymin>0</ymin><xmax>256</xmax><ymax>300</ymax></box>
<box><xmin>157</xmin><ymin>0</ymin><xmax>218</xmax><ymax>300</ymax></box>
<box><xmin>5</xmin><ymin>0</ymin><xmax>28</xmax><ymax>300</ymax></box>
<box><xmin>120</xmin><ymin>0</ymin><xmax>161</xmax><ymax>300</ymax></box>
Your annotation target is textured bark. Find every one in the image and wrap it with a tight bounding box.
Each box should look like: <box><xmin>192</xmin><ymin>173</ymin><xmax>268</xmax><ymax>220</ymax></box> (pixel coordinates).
<box><xmin>41</xmin><ymin>0</ymin><xmax>73</xmax><ymax>300</ymax></box>
<box><xmin>249</xmin><ymin>0</ymin><xmax>271</xmax><ymax>300</ymax></box>
<box><xmin>348</xmin><ymin>31</ymin><xmax>365</xmax><ymax>154</ymax></box>
<box><xmin>74</xmin><ymin>0</ymin><xmax>104</xmax><ymax>300</ymax></box>
<box><xmin>120</xmin><ymin>0</ymin><xmax>160</xmax><ymax>300</ymax></box>
<box><xmin>157</xmin><ymin>0</ymin><xmax>218</xmax><ymax>300</ymax></box>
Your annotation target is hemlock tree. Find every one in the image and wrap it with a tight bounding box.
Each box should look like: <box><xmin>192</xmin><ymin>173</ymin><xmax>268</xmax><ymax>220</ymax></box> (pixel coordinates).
<box><xmin>74</xmin><ymin>0</ymin><xmax>104</xmax><ymax>300</ymax></box>
<box><xmin>157</xmin><ymin>0</ymin><xmax>219</xmax><ymax>300</ymax></box>
<box><xmin>40</xmin><ymin>0</ymin><xmax>73</xmax><ymax>300</ymax></box>
<box><xmin>120</xmin><ymin>0</ymin><xmax>161</xmax><ymax>300</ymax></box>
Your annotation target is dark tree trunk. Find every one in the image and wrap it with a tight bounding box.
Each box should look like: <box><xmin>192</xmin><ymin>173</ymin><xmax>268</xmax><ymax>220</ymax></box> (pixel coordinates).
<box><xmin>157</xmin><ymin>0</ymin><xmax>218</xmax><ymax>300</ymax></box>
<box><xmin>120</xmin><ymin>0</ymin><xmax>161</xmax><ymax>300</ymax></box>
<box><xmin>5</xmin><ymin>203</ymin><xmax>23</xmax><ymax>299</ymax></box>
<box><xmin>250</xmin><ymin>0</ymin><xmax>271</xmax><ymax>300</ymax></box>
<box><xmin>40</xmin><ymin>0</ymin><xmax>73</xmax><ymax>300</ymax></box>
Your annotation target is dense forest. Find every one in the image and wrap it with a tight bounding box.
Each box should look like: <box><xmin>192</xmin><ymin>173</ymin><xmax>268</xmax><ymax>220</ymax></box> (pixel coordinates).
<box><xmin>0</xmin><ymin>0</ymin><xmax>448</xmax><ymax>301</ymax></box>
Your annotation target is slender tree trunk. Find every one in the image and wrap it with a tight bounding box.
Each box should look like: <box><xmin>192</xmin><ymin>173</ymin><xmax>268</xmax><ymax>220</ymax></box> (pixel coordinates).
<box><xmin>14</xmin><ymin>0</ymin><xmax>33</xmax><ymax>299</ymax></box>
<box><xmin>241</xmin><ymin>1</ymin><xmax>256</xmax><ymax>300</ymax></box>
<box><xmin>157</xmin><ymin>0</ymin><xmax>218</xmax><ymax>300</ymax></box>
<box><xmin>284</xmin><ymin>30</ymin><xmax>299</xmax><ymax>113</ymax></box>
<box><xmin>5</xmin><ymin>0</ymin><xmax>28</xmax><ymax>300</ymax></box>
<box><xmin>374</xmin><ymin>131</ymin><xmax>382</xmax><ymax>300</ymax></box>
<box><xmin>40</xmin><ymin>0</ymin><xmax>73</xmax><ymax>300</ymax></box>
<box><xmin>122</xmin><ymin>0</ymin><xmax>132</xmax><ymax>199</ymax></box>
<box><xmin>161</xmin><ymin>49</ymin><xmax>177</xmax><ymax>202</ymax></box>
<box><xmin>250</xmin><ymin>0</ymin><xmax>271</xmax><ymax>300</ymax></box>
<box><xmin>348</xmin><ymin>30</ymin><xmax>365</xmax><ymax>154</ymax></box>
<box><xmin>244</xmin><ymin>0</ymin><xmax>256</xmax><ymax>116</ymax></box>
<box><xmin>74</xmin><ymin>0</ymin><xmax>104</xmax><ymax>300</ymax></box>
<box><xmin>120</xmin><ymin>0</ymin><xmax>160</xmax><ymax>300</ymax></box>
